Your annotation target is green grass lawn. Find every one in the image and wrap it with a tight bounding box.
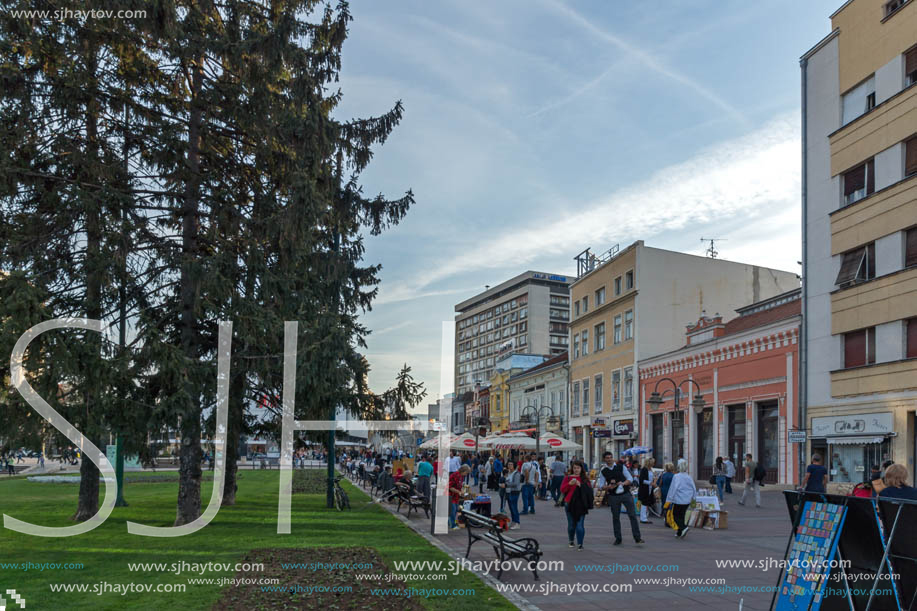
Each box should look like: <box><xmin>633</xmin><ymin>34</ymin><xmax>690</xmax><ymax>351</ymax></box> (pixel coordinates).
<box><xmin>0</xmin><ymin>470</ymin><xmax>513</xmax><ymax>610</ymax></box>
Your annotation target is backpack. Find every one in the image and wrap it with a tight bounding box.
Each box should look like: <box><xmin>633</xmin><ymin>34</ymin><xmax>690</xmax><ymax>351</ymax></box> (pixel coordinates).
<box><xmin>753</xmin><ymin>464</ymin><xmax>766</xmax><ymax>483</ymax></box>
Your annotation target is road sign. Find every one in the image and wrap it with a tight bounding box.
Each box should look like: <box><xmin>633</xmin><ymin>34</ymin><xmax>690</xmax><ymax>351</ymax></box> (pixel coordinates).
<box><xmin>788</xmin><ymin>430</ymin><xmax>807</xmax><ymax>444</ymax></box>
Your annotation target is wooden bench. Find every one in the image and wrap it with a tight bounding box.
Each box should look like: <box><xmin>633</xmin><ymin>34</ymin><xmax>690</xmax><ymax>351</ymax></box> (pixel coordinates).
<box><xmin>394</xmin><ymin>482</ymin><xmax>430</xmax><ymax>518</ymax></box>
<box><xmin>459</xmin><ymin>508</ymin><xmax>542</xmax><ymax>580</ymax></box>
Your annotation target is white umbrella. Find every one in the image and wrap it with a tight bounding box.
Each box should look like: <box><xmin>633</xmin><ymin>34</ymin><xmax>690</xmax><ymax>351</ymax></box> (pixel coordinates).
<box><xmin>418</xmin><ymin>434</ymin><xmax>454</xmax><ymax>450</ymax></box>
<box><xmin>449</xmin><ymin>433</ymin><xmax>491</xmax><ymax>451</ymax></box>
<box><xmin>490</xmin><ymin>432</ymin><xmax>538</xmax><ymax>451</ymax></box>
<box><xmin>539</xmin><ymin>434</ymin><xmax>582</xmax><ymax>452</ymax></box>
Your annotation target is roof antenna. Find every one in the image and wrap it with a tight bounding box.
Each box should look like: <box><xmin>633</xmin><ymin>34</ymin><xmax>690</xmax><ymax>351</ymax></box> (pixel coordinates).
<box><xmin>700</xmin><ymin>237</ymin><xmax>727</xmax><ymax>259</ymax></box>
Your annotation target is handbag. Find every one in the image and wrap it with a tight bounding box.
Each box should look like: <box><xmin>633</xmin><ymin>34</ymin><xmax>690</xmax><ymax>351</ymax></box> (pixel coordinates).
<box><xmin>708</xmin><ymin>475</ymin><xmax>716</xmax><ymax>485</ymax></box>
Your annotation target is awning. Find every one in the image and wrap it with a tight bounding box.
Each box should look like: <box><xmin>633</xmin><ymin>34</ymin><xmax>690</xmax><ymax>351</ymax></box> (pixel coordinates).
<box><xmin>826</xmin><ymin>436</ymin><xmax>885</xmax><ymax>445</ymax></box>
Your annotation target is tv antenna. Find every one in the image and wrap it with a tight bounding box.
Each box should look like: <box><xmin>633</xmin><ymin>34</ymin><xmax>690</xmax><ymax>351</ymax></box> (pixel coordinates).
<box><xmin>700</xmin><ymin>237</ymin><xmax>727</xmax><ymax>259</ymax></box>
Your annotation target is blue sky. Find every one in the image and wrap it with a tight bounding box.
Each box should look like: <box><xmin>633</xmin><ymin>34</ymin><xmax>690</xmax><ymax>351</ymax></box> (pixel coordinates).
<box><xmin>333</xmin><ymin>0</ymin><xmax>839</xmax><ymax>406</ymax></box>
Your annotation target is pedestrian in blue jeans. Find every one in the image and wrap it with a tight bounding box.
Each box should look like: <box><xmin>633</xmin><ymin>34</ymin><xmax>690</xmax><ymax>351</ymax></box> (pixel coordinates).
<box><xmin>561</xmin><ymin>460</ymin><xmax>593</xmax><ymax>549</ymax></box>
<box><xmin>501</xmin><ymin>461</ymin><xmax>522</xmax><ymax>529</ymax></box>
<box><xmin>713</xmin><ymin>456</ymin><xmax>727</xmax><ymax>503</ymax></box>
<box><xmin>550</xmin><ymin>454</ymin><xmax>567</xmax><ymax>505</ymax></box>
<box><xmin>520</xmin><ymin>453</ymin><xmax>539</xmax><ymax>515</ymax></box>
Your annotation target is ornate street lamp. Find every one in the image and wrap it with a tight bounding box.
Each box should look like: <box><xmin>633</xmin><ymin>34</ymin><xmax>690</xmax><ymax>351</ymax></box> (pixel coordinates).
<box><xmin>646</xmin><ymin>377</ymin><xmax>707</xmax><ymax>414</ymax></box>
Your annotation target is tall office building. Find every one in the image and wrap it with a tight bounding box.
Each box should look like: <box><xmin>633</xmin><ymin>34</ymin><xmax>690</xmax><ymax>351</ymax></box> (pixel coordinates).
<box><xmin>801</xmin><ymin>0</ymin><xmax>917</xmax><ymax>486</ymax></box>
<box><xmin>454</xmin><ymin>271</ymin><xmax>572</xmax><ymax>397</ymax></box>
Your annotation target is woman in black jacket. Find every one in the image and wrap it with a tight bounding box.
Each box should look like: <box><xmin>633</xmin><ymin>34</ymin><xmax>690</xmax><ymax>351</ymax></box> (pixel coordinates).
<box><xmin>560</xmin><ymin>460</ymin><xmax>594</xmax><ymax>550</ymax></box>
<box><xmin>638</xmin><ymin>458</ymin><xmax>655</xmax><ymax>524</ymax></box>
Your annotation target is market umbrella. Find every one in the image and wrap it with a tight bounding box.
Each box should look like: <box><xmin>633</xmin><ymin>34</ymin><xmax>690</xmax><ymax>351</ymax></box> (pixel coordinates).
<box><xmin>418</xmin><ymin>434</ymin><xmax>454</xmax><ymax>450</ymax></box>
<box><xmin>490</xmin><ymin>432</ymin><xmax>538</xmax><ymax>451</ymax></box>
<box><xmin>622</xmin><ymin>446</ymin><xmax>653</xmax><ymax>457</ymax></box>
<box><xmin>538</xmin><ymin>434</ymin><xmax>582</xmax><ymax>452</ymax></box>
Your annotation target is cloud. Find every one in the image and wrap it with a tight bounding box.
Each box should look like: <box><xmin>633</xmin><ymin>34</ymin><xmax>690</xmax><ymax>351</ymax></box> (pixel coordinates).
<box><xmin>389</xmin><ymin>111</ymin><xmax>800</xmax><ymax>293</ymax></box>
<box><xmin>537</xmin><ymin>0</ymin><xmax>747</xmax><ymax>125</ymax></box>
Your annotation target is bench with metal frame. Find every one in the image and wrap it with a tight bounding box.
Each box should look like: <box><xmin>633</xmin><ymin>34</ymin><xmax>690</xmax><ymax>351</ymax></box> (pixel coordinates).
<box><xmin>458</xmin><ymin>508</ymin><xmax>542</xmax><ymax>580</ymax></box>
<box><xmin>394</xmin><ymin>482</ymin><xmax>430</xmax><ymax>518</ymax></box>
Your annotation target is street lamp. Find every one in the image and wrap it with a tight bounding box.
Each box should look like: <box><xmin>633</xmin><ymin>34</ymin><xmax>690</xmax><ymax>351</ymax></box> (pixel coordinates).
<box><xmin>474</xmin><ymin>416</ymin><xmax>491</xmax><ymax>453</ymax></box>
<box><xmin>520</xmin><ymin>404</ymin><xmax>556</xmax><ymax>457</ymax></box>
<box><xmin>645</xmin><ymin>377</ymin><xmax>707</xmax><ymax>414</ymax></box>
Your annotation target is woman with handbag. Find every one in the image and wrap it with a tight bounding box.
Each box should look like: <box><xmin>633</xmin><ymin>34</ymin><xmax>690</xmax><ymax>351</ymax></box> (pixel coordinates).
<box><xmin>712</xmin><ymin>456</ymin><xmax>727</xmax><ymax>503</ymax></box>
<box><xmin>638</xmin><ymin>458</ymin><xmax>655</xmax><ymax>524</ymax></box>
<box><xmin>560</xmin><ymin>460</ymin><xmax>593</xmax><ymax>550</ymax></box>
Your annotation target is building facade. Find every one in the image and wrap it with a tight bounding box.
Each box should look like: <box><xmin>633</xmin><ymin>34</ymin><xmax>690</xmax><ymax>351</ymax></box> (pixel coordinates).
<box><xmin>506</xmin><ymin>352</ymin><xmax>569</xmax><ymax>437</ymax></box>
<box><xmin>568</xmin><ymin>241</ymin><xmax>800</xmax><ymax>467</ymax></box>
<box><xmin>639</xmin><ymin>290</ymin><xmax>801</xmax><ymax>485</ymax></box>
<box><xmin>454</xmin><ymin>271</ymin><xmax>571</xmax><ymax>397</ymax></box>
<box><xmin>487</xmin><ymin>353</ymin><xmax>548</xmax><ymax>434</ymax></box>
<box><xmin>802</xmin><ymin>0</ymin><xmax>917</xmax><ymax>487</ymax></box>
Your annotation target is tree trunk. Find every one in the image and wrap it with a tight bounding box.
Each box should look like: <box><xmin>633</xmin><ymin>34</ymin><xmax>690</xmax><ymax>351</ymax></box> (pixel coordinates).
<box><xmin>175</xmin><ymin>54</ymin><xmax>204</xmax><ymax>526</ymax></box>
<box><xmin>73</xmin><ymin>455</ymin><xmax>100</xmax><ymax>521</ymax></box>
<box><xmin>222</xmin><ymin>371</ymin><xmax>245</xmax><ymax>505</ymax></box>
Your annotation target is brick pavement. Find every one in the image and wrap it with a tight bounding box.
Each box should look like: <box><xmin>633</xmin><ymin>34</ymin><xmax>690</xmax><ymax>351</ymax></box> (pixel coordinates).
<box><xmin>396</xmin><ymin>484</ymin><xmax>797</xmax><ymax>611</ymax></box>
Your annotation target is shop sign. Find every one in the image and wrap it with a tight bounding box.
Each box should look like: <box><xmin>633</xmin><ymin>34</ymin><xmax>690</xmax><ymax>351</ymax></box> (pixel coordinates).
<box><xmin>613</xmin><ymin>419</ymin><xmax>634</xmax><ymax>436</ymax></box>
<box><xmin>788</xmin><ymin>430</ymin><xmax>807</xmax><ymax>444</ymax></box>
<box><xmin>592</xmin><ymin>429</ymin><xmax>611</xmax><ymax>438</ymax></box>
<box><xmin>811</xmin><ymin>413</ymin><xmax>893</xmax><ymax>438</ymax></box>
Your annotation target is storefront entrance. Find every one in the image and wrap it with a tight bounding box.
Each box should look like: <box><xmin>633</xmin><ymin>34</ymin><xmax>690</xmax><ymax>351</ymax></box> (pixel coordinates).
<box><xmin>727</xmin><ymin>404</ymin><xmax>746</xmax><ymax>483</ymax></box>
<box><xmin>651</xmin><ymin>413</ymin><xmax>664</xmax><ymax>464</ymax></box>
<box><xmin>671</xmin><ymin>411</ymin><xmax>685</xmax><ymax>464</ymax></box>
<box><xmin>697</xmin><ymin>408</ymin><xmax>713</xmax><ymax>481</ymax></box>
<box><xmin>757</xmin><ymin>401</ymin><xmax>779</xmax><ymax>484</ymax></box>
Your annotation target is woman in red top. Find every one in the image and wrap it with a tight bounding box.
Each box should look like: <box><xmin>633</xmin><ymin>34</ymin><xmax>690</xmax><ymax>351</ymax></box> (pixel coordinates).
<box><xmin>449</xmin><ymin>465</ymin><xmax>470</xmax><ymax>530</ymax></box>
<box><xmin>560</xmin><ymin>461</ymin><xmax>593</xmax><ymax>550</ymax></box>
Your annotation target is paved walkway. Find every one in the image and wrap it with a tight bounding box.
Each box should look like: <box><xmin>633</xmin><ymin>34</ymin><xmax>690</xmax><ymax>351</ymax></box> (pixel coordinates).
<box><xmin>395</xmin><ymin>484</ymin><xmax>795</xmax><ymax>611</ymax></box>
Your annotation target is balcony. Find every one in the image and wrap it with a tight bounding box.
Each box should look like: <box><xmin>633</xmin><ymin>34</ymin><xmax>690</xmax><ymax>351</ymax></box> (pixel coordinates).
<box><xmin>831</xmin><ymin>174</ymin><xmax>917</xmax><ymax>255</ymax></box>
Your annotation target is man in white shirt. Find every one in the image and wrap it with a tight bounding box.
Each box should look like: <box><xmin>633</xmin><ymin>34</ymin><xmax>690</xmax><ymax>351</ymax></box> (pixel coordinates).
<box><xmin>723</xmin><ymin>457</ymin><xmax>736</xmax><ymax>494</ymax></box>
<box><xmin>448</xmin><ymin>451</ymin><xmax>462</xmax><ymax>473</ymax></box>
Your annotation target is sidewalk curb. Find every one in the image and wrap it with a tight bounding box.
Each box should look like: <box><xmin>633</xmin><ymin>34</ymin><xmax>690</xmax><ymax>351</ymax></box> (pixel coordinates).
<box><xmin>351</xmin><ymin>477</ymin><xmax>539</xmax><ymax>611</ymax></box>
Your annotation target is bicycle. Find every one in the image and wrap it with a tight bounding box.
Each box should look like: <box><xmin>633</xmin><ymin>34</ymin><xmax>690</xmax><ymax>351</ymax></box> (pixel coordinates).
<box><xmin>333</xmin><ymin>476</ymin><xmax>351</xmax><ymax>511</ymax></box>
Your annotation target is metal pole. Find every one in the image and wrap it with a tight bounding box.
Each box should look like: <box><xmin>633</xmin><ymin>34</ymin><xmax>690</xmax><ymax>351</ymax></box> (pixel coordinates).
<box><xmin>115</xmin><ymin>103</ymin><xmax>129</xmax><ymax>508</ymax></box>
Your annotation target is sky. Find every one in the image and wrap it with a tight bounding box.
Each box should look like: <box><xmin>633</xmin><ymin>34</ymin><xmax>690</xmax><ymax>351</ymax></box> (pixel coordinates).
<box><xmin>332</xmin><ymin>0</ymin><xmax>840</xmax><ymax>407</ymax></box>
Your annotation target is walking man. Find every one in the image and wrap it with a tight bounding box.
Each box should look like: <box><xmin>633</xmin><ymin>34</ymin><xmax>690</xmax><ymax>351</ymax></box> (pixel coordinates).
<box><xmin>550</xmin><ymin>454</ymin><xmax>566</xmax><ymax>505</ymax></box>
<box><xmin>520</xmin><ymin>453</ymin><xmax>540</xmax><ymax>515</ymax></box>
<box><xmin>724</xmin><ymin>455</ymin><xmax>736</xmax><ymax>494</ymax></box>
<box><xmin>415</xmin><ymin>455</ymin><xmax>433</xmax><ymax>502</ymax></box>
<box><xmin>597</xmin><ymin>452</ymin><xmax>644</xmax><ymax>545</ymax></box>
<box><xmin>738</xmin><ymin>453</ymin><xmax>761</xmax><ymax>507</ymax></box>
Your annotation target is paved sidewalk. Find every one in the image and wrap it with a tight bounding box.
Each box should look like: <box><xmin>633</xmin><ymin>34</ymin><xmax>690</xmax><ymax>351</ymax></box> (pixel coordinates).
<box><xmin>396</xmin><ymin>485</ymin><xmax>795</xmax><ymax>611</ymax></box>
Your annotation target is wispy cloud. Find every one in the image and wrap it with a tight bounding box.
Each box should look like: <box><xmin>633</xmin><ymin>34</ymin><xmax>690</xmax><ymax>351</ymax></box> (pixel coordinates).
<box><xmin>537</xmin><ymin>0</ymin><xmax>747</xmax><ymax>125</ymax></box>
<box><xmin>389</xmin><ymin>111</ymin><xmax>800</xmax><ymax>293</ymax></box>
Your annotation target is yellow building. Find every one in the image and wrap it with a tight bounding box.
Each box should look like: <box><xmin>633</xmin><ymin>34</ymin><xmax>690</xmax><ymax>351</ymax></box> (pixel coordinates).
<box><xmin>802</xmin><ymin>0</ymin><xmax>917</xmax><ymax>487</ymax></box>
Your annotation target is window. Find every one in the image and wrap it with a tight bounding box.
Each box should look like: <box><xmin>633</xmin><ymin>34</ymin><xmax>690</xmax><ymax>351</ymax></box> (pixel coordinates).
<box><xmin>843</xmin><ymin>159</ymin><xmax>875</xmax><ymax>205</ymax></box>
<box><xmin>835</xmin><ymin>243</ymin><xmax>876</xmax><ymax>287</ymax></box>
<box><xmin>582</xmin><ymin>379</ymin><xmax>590</xmax><ymax>416</ymax></box>
<box><xmin>519</xmin><ymin>334</ymin><xmax>527</xmax><ymax>346</ymax></box>
<box><xmin>511</xmin><ymin>299</ymin><xmax>517</xmax><ymax>309</ymax></box>
<box><xmin>886</xmin><ymin>0</ymin><xmax>910</xmax><ymax>18</ymax></box>
<box><xmin>614</xmin><ymin>277</ymin><xmax>622</xmax><ymax>295</ymax></box>
<box><xmin>594</xmin><ymin>375</ymin><xmax>603</xmax><ymax>412</ymax></box>
<box><xmin>572</xmin><ymin>382</ymin><xmax>580</xmax><ymax>416</ymax></box>
<box><xmin>907</xmin><ymin>227</ymin><xmax>917</xmax><ymax>268</ymax></box>
<box><xmin>907</xmin><ymin>46</ymin><xmax>917</xmax><ymax>86</ymax></box>
<box><xmin>573</xmin><ymin>334</ymin><xmax>580</xmax><ymax>359</ymax></box>
<box><xmin>583</xmin><ymin>296</ymin><xmax>589</xmax><ymax>313</ymax></box>
<box><xmin>511</xmin><ymin>312</ymin><xmax>517</xmax><ymax>322</ymax></box>
<box><xmin>595</xmin><ymin>322</ymin><xmax>606</xmax><ymax>351</ymax></box>
<box><xmin>906</xmin><ymin>136</ymin><xmax>917</xmax><ymax>177</ymax></box>
<box><xmin>842</xmin><ymin>76</ymin><xmax>876</xmax><ymax>125</ymax></box>
<box><xmin>624</xmin><ymin>310</ymin><xmax>634</xmax><ymax>340</ymax></box>
<box><xmin>623</xmin><ymin>367</ymin><xmax>633</xmax><ymax>410</ymax></box>
<box><xmin>625</xmin><ymin>270</ymin><xmax>634</xmax><ymax>290</ymax></box>
<box><xmin>611</xmin><ymin>371</ymin><xmax>621</xmax><ymax>411</ymax></box>
<box><xmin>574</xmin><ymin>301</ymin><xmax>580</xmax><ymax>317</ymax></box>
<box><xmin>844</xmin><ymin>327</ymin><xmax>876</xmax><ymax>368</ymax></box>
<box><xmin>581</xmin><ymin>330</ymin><xmax>589</xmax><ymax>356</ymax></box>
<box><xmin>908</xmin><ymin>318</ymin><xmax>917</xmax><ymax>358</ymax></box>
<box><xmin>614</xmin><ymin>314</ymin><xmax>622</xmax><ymax>344</ymax></box>
<box><xmin>520</xmin><ymin>308</ymin><xmax>527</xmax><ymax>319</ymax></box>
<box><xmin>595</xmin><ymin>287</ymin><xmax>606</xmax><ymax>306</ymax></box>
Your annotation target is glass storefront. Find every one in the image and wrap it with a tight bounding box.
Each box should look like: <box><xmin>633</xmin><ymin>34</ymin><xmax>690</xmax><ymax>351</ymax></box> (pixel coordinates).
<box><xmin>651</xmin><ymin>413</ymin><xmax>664</xmax><ymax>464</ymax></box>
<box><xmin>697</xmin><ymin>408</ymin><xmax>714</xmax><ymax>480</ymax></box>
<box><xmin>727</xmin><ymin>404</ymin><xmax>746</xmax><ymax>482</ymax></box>
<box><xmin>757</xmin><ymin>401</ymin><xmax>779</xmax><ymax>483</ymax></box>
<box><xmin>671</xmin><ymin>411</ymin><xmax>685</xmax><ymax>463</ymax></box>
<box><xmin>819</xmin><ymin>438</ymin><xmax>891</xmax><ymax>484</ymax></box>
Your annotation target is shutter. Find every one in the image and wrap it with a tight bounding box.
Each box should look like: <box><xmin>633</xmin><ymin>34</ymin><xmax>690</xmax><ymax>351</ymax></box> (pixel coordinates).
<box><xmin>835</xmin><ymin>247</ymin><xmax>865</xmax><ymax>286</ymax></box>
<box><xmin>844</xmin><ymin>330</ymin><xmax>866</xmax><ymax>368</ymax></box>
<box><xmin>906</xmin><ymin>228</ymin><xmax>917</xmax><ymax>268</ymax></box>
<box><xmin>844</xmin><ymin>164</ymin><xmax>866</xmax><ymax>196</ymax></box>
<box><xmin>906</xmin><ymin>137</ymin><xmax>917</xmax><ymax>177</ymax></box>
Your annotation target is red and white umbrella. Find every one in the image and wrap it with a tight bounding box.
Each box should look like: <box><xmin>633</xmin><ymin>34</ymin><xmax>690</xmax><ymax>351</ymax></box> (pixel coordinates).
<box><xmin>539</xmin><ymin>435</ymin><xmax>582</xmax><ymax>451</ymax></box>
<box><xmin>449</xmin><ymin>433</ymin><xmax>491</xmax><ymax>451</ymax></box>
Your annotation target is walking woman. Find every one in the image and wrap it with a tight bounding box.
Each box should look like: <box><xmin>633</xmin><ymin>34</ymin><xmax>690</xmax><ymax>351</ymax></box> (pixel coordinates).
<box><xmin>666</xmin><ymin>461</ymin><xmax>697</xmax><ymax>538</ymax></box>
<box><xmin>713</xmin><ymin>456</ymin><xmax>727</xmax><ymax>503</ymax></box>
<box><xmin>500</xmin><ymin>461</ymin><xmax>522</xmax><ymax>529</ymax></box>
<box><xmin>659</xmin><ymin>462</ymin><xmax>675</xmax><ymax>504</ymax></box>
<box><xmin>638</xmin><ymin>457</ymin><xmax>655</xmax><ymax>523</ymax></box>
<box><xmin>561</xmin><ymin>461</ymin><xmax>593</xmax><ymax>550</ymax></box>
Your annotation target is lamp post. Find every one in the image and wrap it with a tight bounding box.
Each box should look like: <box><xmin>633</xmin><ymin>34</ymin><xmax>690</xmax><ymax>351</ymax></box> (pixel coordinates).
<box><xmin>474</xmin><ymin>416</ymin><xmax>491</xmax><ymax>454</ymax></box>
<box><xmin>645</xmin><ymin>377</ymin><xmax>706</xmax><ymax>414</ymax></box>
<box><xmin>520</xmin><ymin>404</ymin><xmax>555</xmax><ymax>458</ymax></box>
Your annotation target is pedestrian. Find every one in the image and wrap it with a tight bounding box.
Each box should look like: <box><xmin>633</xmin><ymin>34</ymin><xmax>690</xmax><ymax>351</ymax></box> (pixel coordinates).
<box><xmin>416</xmin><ymin>455</ymin><xmax>433</xmax><ymax>502</ymax></box>
<box><xmin>660</xmin><ymin>462</ymin><xmax>675</xmax><ymax>504</ymax></box>
<box><xmin>724</xmin><ymin>456</ymin><xmax>736</xmax><ymax>494</ymax></box>
<box><xmin>638</xmin><ymin>457</ymin><xmax>656</xmax><ymax>523</ymax></box>
<box><xmin>484</xmin><ymin>456</ymin><xmax>495</xmax><ymax>490</ymax></box>
<box><xmin>471</xmin><ymin>455</ymin><xmax>479</xmax><ymax>488</ymax></box>
<box><xmin>550</xmin><ymin>454</ymin><xmax>566</xmax><ymax>505</ymax></box>
<box><xmin>520</xmin><ymin>453</ymin><xmax>539</xmax><ymax>515</ymax></box>
<box><xmin>801</xmin><ymin>454</ymin><xmax>828</xmax><ymax>494</ymax></box>
<box><xmin>448</xmin><ymin>465</ymin><xmax>470</xmax><ymax>530</ymax></box>
<box><xmin>448</xmin><ymin>450</ymin><xmax>461</xmax><ymax>474</ymax></box>
<box><xmin>500</xmin><ymin>461</ymin><xmax>522</xmax><ymax>529</ymax></box>
<box><xmin>497</xmin><ymin>466</ymin><xmax>507</xmax><ymax>512</ymax></box>
<box><xmin>738</xmin><ymin>453</ymin><xmax>762</xmax><ymax>507</ymax></box>
<box><xmin>596</xmin><ymin>452</ymin><xmax>644</xmax><ymax>545</ymax></box>
<box><xmin>38</xmin><ymin>452</ymin><xmax>45</xmax><ymax>470</ymax></box>
<box><xmin>538</xmin><ymin>457</ymin><xmax>548</xmax><ymax>500</ymax></box>
<box><xmin>561</xmin><ymin>460</ymin><xmax>593</xmax><ymax>550</ymax></box>
<box><xmin>666</xmin><ymin>461</ymin><xmax>697</xmax><ymax>538</ymax></box>
<box><xmin>877</xmin><ymin>464</ymin><xmax>917</xmax><ymax>500</ymax></box>
<box><xmin>713</xmin><ymin>456</ymin><xmax>727</xmax><ymax>503</ymax></box>
<box><xmin>477</xmin><ymin>460</ymin><xmax>486</xmax><ymax>494</ymax></box>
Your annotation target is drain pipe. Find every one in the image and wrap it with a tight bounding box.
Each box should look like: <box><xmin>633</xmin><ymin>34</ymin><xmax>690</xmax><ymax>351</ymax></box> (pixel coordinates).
<box><xmin>799</xmin><ymin>56</ymin><xmax>809</xmax><ymax>487</ymax></box>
